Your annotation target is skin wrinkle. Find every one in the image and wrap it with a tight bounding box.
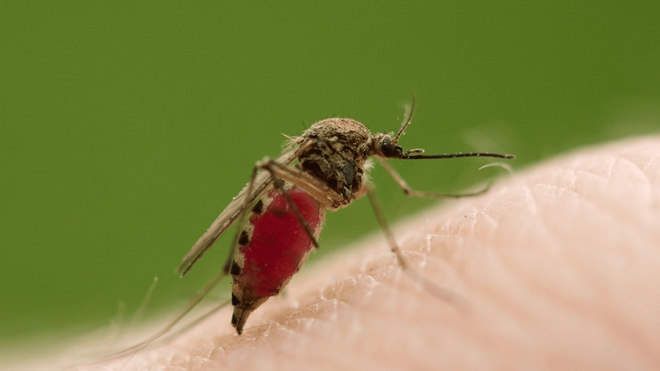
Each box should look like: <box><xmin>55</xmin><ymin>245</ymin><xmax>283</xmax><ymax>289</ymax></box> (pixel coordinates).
<box><xmin>581</xmin><ymin>157</ymin><xmax>654</xmax><ymax>229</ymax></box>
<box><xmin>13</xmin><ymin>135</ymin><xmax>658</xmax><ymax>371</ymax></box>
<box><xmin>617</xmin><ymin>158</ymin><xmax>659</xmax><ymax>236</ymax></box>
<box><xmin>566</xmin><ymin>153</ymin><xmax>658</xmax><ymax>237</ymax></box>
<box><xmin>496</xmin><ymin>168</ymin><xmax>656</xmax><ymax>360</ymax></box>
<box><xmin>497</xmin><ymin>237</ymin><xmax>653</xmax><ymax>365</ymax></box>
<box><xmin>639</xmin><ymin>154</ymin><xmax>658</xmax><ymax>174</ymax></box>
<box><xmin>438</xmin><ymin>138</ymin><xmax>656</xmax><ymax>368</ymax></box>
<box><xmin>578</xmin><ymin>172</ymin><xmax>656</xmax><ymax>248</ymax></box>
<box><xmin>532</xmin><ymin>182</ymin><xmax>646</xmax><ymax>255</ymax></box>
<box><xmin>464</xmin><ymin>258</ymin><xmax>620</xmax><ymax>370</ymax></box>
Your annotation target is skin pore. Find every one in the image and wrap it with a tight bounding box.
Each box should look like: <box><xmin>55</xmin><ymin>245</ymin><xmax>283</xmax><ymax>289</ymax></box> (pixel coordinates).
<box><xmin>11</xmin><ymin>135</ymin><xmax>660</xmax><ymax>371</ymax></box>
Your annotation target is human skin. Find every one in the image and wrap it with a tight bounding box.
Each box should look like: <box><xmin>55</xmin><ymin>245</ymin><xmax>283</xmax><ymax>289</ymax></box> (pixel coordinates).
<box><xmin>56</xmin><ymin>136</ymin><xmax>660</xmax><ymax>370</ymax></box>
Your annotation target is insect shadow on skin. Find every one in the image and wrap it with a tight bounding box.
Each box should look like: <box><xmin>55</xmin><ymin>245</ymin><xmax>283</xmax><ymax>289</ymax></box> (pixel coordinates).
<box><xmin>92</xmin><ymin>97</ymin><xmax>515</xmax><ymax>365</ymax></box>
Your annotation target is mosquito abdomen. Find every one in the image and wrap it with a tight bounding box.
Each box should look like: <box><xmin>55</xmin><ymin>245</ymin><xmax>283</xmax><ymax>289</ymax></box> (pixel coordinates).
<box><xmin>230</xmin><ymin>184</ymin><xmax>326</xmax><ymax>334</ymax></box>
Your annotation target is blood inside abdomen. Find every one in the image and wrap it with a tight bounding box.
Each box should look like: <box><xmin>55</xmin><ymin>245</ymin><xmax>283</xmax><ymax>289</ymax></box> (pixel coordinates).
<box><xmin>236</xmin><ymin>186</ymin><xmax>325</xmax><ymax>299</ymax></box>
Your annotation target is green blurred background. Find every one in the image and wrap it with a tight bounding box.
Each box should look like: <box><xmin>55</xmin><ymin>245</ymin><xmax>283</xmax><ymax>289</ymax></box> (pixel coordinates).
<box><xmin>1</xmin><ymin>1</ymin><xmax>659</xmax><ymax>345</ymax></box>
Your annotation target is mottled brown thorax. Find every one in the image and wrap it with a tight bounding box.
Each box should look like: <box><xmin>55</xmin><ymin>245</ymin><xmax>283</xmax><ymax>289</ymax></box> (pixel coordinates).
<box><xmin>296</xmin><ymin>118</ymin><xmax>373</xmax><ymax>206</ymax></box>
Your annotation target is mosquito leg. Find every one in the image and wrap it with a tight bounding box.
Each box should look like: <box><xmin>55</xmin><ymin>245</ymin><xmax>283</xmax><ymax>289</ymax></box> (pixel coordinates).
<box><xmin>93</xmin><ymin>273</ymin><xmax>231</xmax><ymax>364</ymax></box>
<box><xmin>257</xmin><ymin>157</ymin><xmax>346</xmax><ymax>208</ymax></box>
<box><xmin>365</xmin><ymin>187</ymin><xmax>407</xmax><ymax>268</ymax></box>
<box><xmin>177</xmin><ymin>140</ymin><xmax>317</xmax><ymax>277</ymax></box>
<box><xmin>228</xmin><ymin>147</ymin><xmax>330</xmax><ymax>271</ymax></box>
<box><xmin>101</xmin><ymin>166</ymin><xmax>263</xmax><ymax>363</ymax></box>
<box><xmin>256</xmin><ymin>154</ymin><xmax>350</xmax><ymax>248</ymax></box>
<box><xmin>366</xmin><ymin>186</ymin><xmax>467</xmax><ymax>308</ymax></box>
<box><xmin>269</xmin><ymin>177</ymin><xmax>320</xmax><ymax>248</ymax></box>
<box><xmin>379</xmin><ymin>157</ymin><xmax>491</xmax><ymax>199</ymax></box>
<box><xmin>105</xmin><ymin>165</ymin><xmax>265</xmax><ymax>364</ymax></box>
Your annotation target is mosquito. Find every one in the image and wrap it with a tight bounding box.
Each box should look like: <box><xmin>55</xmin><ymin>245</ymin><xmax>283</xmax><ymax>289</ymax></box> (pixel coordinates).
<box><xmin>171</xmin><ymin>98</ymin><xmax>516</xmax><ymax>335</ymax></box>
<box><xmin>89</xmin><ymin>99</ymin><xmax>516</xmax><ymax>367</ymax></box>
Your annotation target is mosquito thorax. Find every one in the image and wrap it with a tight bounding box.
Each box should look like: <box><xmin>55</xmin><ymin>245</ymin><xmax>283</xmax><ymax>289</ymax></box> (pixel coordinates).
<box><xmin>294</xmin><ymin>118</ymin><xmax>377</xmax><ymax>207</ymax></box>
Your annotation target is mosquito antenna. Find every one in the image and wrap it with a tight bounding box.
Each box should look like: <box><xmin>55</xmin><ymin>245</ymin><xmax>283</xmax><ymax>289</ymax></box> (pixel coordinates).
<box><xmin>392</xmin><ymin>95</ymin><xmax>417</xmax><ymax>145</ymax></box>
<box><xmin>399</xmin><ymin>152</ymin><xmax>516</xmax><ymax>160</ymax></box>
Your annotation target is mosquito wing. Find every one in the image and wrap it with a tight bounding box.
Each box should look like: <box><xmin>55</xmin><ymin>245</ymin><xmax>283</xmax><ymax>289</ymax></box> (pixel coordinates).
<box><xmin>176</xmin><ymin>147</ymin><xmax>300</xmax><ymax>276</ymax></box>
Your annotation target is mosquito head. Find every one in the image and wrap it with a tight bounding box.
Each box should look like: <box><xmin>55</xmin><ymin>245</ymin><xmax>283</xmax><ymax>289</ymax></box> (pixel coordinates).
<box><xmin>372</xmin><ymin>97</ymin><xmax>516</xmax><ymax>161</ymax></box>
<box><xmin>373</xmin><ymin>132</ymin><xmax>428</xmax><ymax>159</ymax></box>
<box><xmin>373</xmin><ymin>133</ymin><xmax>404</xmax><ymax>158</ymax></box>
<box><xmin>374</xmin><ymin>132</ymin><xmax>516</xmax><ymax>161</ymax></box>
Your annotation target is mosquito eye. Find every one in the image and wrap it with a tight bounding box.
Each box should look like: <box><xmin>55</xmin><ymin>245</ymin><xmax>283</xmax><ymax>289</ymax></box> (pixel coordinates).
<box><xmin>380</xmin><ymin>137</ymin><xmax>401</xmax><ymax>157</ymax></box>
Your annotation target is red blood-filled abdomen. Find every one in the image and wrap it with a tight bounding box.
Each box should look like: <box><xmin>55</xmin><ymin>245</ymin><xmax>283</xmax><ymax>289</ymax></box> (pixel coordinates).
<box><xmin>235</xmin><ymin>186</ymin><xmax>325</xmax><ymax>300</ymax></box>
